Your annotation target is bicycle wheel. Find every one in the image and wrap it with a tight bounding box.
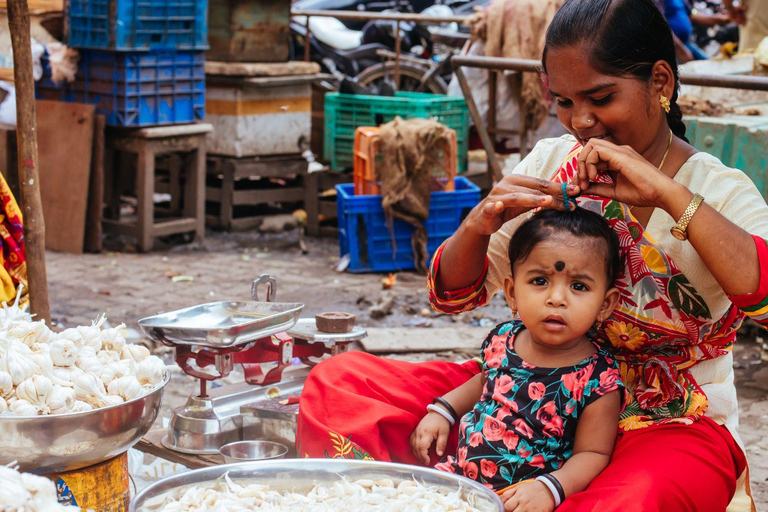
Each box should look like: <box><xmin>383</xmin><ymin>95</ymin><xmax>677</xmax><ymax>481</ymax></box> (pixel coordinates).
<box><xmin>355</xmin><ymin>61</ymin><xmax>449</xmax><ymax>95</ymax></box>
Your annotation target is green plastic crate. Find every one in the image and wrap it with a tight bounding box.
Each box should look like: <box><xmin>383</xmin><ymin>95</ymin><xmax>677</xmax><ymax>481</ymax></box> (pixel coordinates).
<box><xmin>324</xmin><ymin>92</ymin><xmax>469</xmax><ymax>172</ymax></box>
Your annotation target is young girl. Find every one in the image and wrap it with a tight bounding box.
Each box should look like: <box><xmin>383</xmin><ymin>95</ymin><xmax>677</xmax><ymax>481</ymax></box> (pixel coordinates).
<box><xmin>411</xmin><ymin>208</ymin><xmax>624</xmax><ymax>511</ymax></box>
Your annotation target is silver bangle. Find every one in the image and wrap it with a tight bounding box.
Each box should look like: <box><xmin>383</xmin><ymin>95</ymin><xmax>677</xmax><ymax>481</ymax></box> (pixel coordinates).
<box><xmin>535</xmin><ymin>475</ymin><xmax>562</xmax><ymax>508</ymax></box>
<box><xmin>426</xmin><ymin>404</ymin><xmax>456</xmax><ymax>425</ymax></box>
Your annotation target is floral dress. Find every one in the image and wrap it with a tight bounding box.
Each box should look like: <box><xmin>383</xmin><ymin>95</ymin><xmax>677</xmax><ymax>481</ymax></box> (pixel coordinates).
<box><xmin>436</xmin><ymin>321</ymin><xmax>623</xmax><ymax>490</ymax></box>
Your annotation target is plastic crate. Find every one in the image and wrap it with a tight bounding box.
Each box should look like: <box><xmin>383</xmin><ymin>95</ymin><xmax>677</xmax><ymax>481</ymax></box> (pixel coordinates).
<box><xmin>67</xmin><ymin>0</ymin><xmax>208</xmax><ymax>51</ymax></box>
<box><xmin>324</xmin><ymin>91</ymin><xmax>469</xmax><ymax>172</ymax></box>
<box><xmin>337</xmin><ymin>176</ymin><xmax>480</xmax><ymax>273</ymax></box>
<box><xmin>36</xmin><ymin>49</ymin><xmax>205</xmax><ymax>127</ymax></box>
<box><xmin>353</xmin><ymin>126</ymin><xmax>457</xmax><ymax>195</ymax></box>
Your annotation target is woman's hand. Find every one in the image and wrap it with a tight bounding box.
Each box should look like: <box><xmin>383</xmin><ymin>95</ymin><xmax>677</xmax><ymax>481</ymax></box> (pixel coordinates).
<box><xmin>575</xmin><ymin>138</ymin><xmax>679</xmax><ymax>210</ymax></box>
<box><xmin>501</xmin><ymin>481</ymin><xmax>556</xmax><ymax>512</ymax></box>
<box><xmin>409</xmin><ymin>411</ymin><xmax>451</xmax><ymax>465</ymax></box>
<box><xmin>464</xmin><ymin>175</ymin><xmax>580</xmax><ymax>236</ymax></box>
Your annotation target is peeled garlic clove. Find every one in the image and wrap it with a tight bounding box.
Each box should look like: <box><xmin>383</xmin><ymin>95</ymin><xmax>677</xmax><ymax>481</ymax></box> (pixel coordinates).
<box><xmin>48</xmin><ymin>386</ymin><xmax>76</xmax><ymax>414</ymax></box>
<box><xmin>49</xmin><ymin>338</ymin><xmax>77</xmax><ymax>367</ymax></box>
<box><xmin>0</xmin><ymin>370</ymin><xmax>12</xmax><ymax>397</ymax></box>
<box><xmin>136</xmin><ymin>355</ymin><xmax>166</xmax><ymax>387</ymax></box>
<box><xmin>121</xmin><ymin>344</ymin><xmax>150</xmax><ymax>363</ymax></box>
<box><xmin>9</xmin><ymin>398</ymin><xmax>38</xmax><ymax>416</ymax></box>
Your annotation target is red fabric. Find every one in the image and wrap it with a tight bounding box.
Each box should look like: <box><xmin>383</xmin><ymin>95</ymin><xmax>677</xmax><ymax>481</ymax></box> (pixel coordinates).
<box><xmin>297</xmin><ymin>354</ymin><xmax>745</xmax><ymax>509</ymax></box>
<box><xmin>729</xmin><ymin>235</ymin><xmax>768</xmax><ymax>308</ymax></box>
<box><xmin>297</xmin><ymin>351</ymin><xmax>481</xmax><ymax>463</ymax></box>
<box><xmin>559</xmin><ymin>416</ymin><xmax>746</xmax><ymax>511</ymax></box>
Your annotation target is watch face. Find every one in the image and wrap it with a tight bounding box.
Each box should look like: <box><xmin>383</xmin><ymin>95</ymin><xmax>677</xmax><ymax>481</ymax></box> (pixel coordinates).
<box><xmin>670</xmin><ymin>227</ymin><xmax>687</xmax><ymax>241</ymax></box>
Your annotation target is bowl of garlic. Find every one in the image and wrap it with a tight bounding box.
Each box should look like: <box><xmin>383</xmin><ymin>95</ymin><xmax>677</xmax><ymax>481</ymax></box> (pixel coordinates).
<box><xmin>131</xmin><ymin>459</ymin><xmax>504</xmax><ymax>512</ymax></box>
<box><xmin>0</xmin><ymin>294</ymin><xmax>169</xmax><ymax>474</ymax></box>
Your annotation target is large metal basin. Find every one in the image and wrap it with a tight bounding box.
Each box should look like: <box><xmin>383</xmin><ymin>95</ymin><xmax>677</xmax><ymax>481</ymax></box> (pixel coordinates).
<box><xmin>131</xmin><ymin>459</ymin><xmax>504</xmax><ymax>511</ymax></box>
<box><xmin>0</xmin><ymin>372</ymin><xmax>170</xmax><ymax>474</ymax></box>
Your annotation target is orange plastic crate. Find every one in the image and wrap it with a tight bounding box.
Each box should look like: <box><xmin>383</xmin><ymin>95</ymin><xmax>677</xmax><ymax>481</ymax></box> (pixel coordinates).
<box><xmin>353</xmin><ymin>126</ymin><xmax>457</xmax><ymax>196</ymax></box>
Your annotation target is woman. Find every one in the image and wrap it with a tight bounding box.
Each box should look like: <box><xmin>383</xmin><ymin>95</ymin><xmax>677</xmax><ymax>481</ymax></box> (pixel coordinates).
<box><xmin>298</xmin><ymin>0</ymin><xmax>764</xmax><ymax>508</ymax></box>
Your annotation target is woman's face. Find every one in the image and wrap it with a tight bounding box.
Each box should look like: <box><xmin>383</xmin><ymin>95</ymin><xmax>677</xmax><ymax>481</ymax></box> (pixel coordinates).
<box><xmin>545</xmin><ymin>45</ymin><xmax>665</xmax><ymax>157</ymax></box>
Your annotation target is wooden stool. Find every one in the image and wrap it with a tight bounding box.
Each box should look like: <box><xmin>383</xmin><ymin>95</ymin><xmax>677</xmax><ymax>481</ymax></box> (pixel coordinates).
<box><xmin>103</xmin><ymin>123</ymin><xmax>212</xmax><ymax>251</ymax></box>
<box><xmin>206</xmin><ymin>154</ymin><xmax>308</xmax><ymax>231</ymax></box>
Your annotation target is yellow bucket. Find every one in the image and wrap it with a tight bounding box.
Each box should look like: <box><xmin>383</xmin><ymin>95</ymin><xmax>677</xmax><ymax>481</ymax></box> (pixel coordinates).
<box><xmin>46</xmin><ymin>452</ymin><xmax>130</xmax><ymax>512</ymax></box>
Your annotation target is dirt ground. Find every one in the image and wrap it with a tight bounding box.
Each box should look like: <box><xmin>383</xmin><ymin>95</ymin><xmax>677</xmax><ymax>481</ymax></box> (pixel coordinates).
<box><xmin>46</xmin><ymin>229</ymin><xmax>768</xmax><ymax>506</ymax></box>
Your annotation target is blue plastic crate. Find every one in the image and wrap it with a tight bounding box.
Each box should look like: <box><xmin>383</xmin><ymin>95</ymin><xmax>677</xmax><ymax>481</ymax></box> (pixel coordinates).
<box><xmin>336</xmin><ymin>177</ymin><xmax>480</xmax><ymax>273</ymax></box>
<box><xmin>67</xmin><ymin>0</ymin><xmax>208</xmax><ymax>51</ymax></box>
<box><xmin>36</xmin><ymin>49</ymin><xmax>205</xmax><ymax>127</ymax></box>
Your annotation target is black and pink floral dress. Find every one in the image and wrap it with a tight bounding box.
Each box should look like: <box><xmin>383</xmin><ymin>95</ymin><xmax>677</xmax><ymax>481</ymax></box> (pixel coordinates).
<box><xmin>436</xmin><ymin>320</ymin><xmax>623</xmax><ymax>490</ymax></box>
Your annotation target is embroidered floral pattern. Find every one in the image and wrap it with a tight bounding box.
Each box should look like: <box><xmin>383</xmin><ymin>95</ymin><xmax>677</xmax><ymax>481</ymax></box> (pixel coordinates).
<box><xmin>436</xmin><ymin>321</ymin><xmax>622</xmax><ymax>489</ymax></box>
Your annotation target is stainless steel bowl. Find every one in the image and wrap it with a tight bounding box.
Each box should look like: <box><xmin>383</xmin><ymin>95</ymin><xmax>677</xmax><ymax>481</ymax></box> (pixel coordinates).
<box><xmin>130</xmin><ymin>459</ymin><xmax>504</xmax><ymax>512</ymax></box>
<box><xmin>219</xmin><ymin>440</ymin><xmax>288</xmax><ymax>463</ymax></box>
<box><xmin>0</xmin><ymin>372</ymin><xmax>170</xmax><ymax>474</ymax></box>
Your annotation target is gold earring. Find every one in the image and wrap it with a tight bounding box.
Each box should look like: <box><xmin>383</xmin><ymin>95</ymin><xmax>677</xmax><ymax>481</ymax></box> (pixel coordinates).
<box><xmin>660</xmin><ymin>95</ymin><xmax>671</xmax><ymax>114</ymax></box>
<box><xmin>594</xmin><ymin>319</ymin><xmax>603</xmax><ymax>331</ymax></box>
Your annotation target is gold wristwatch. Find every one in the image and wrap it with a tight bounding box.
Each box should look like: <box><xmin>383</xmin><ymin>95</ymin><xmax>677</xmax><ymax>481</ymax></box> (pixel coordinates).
<box><xmin>670</xmin><ymin>193</ymin><xmax>704</xmax><ymax>241</ymax></box>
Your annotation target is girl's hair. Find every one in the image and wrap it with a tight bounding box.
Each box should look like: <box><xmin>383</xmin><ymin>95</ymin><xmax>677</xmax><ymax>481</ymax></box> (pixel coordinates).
<box><xmin>508</xmin><ymin>208</ymin><xmax>622</xmax><ymax>286</ymax></box>
<box><xmin>541</xmin><ymin>0</ymin><xmax>688</xmax><ymax>142</ymax></box>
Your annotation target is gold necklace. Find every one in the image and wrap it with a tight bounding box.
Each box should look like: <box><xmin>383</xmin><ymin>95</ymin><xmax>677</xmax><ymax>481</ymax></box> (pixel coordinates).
<box><xmin>630</xmin><ymin>130</ymin><xmax>674</xmax><ymax>212</ymax></box>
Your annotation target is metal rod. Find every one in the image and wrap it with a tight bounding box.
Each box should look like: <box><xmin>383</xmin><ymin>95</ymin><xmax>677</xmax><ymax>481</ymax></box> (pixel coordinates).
<box><xmin>395</xmin><ymin>20</ymin><xmax>401</xmax><ymax>87</ymax></box>
<box><xmin>488</xmin><ymin>70</ymin><xmax>497</xmax><ymax>147</ymax></box>
<box><xmin>454</xmin><ymin>66</ymin><xmax>503</xmax><ymax>182</ymax></box>
<box><xmin>304</xmin><ymin>16</ymin><xmax>311</xmax><ymax>62</ymax></box>
<box><xmin>452</xmin><ymin>55</ymin><xmax>768</xmax><ymax>91</ymax></box>
<box><xmin>292</xmin><ymin>9</ymin><xmax>468</xmax><ymax>24</ymax></box>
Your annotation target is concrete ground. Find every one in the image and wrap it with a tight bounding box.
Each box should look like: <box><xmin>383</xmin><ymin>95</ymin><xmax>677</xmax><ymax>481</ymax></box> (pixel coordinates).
<box><xmin>46</xmin><ymin>229</ymin><xmax>767</xmax><ymax>506</ymax></box>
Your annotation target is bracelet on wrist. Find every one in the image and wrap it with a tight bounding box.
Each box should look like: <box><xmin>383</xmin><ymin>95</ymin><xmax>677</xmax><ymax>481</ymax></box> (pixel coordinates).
<box><xmin>535</xmin><ymin>474</ymin><xmax>565</xmax><ymax>508</ymax></box>
<box><xmin>426</xmin><ymin>404</ymin><xmax>456</xmax><ymax>425</ymax></box>
<box><xmin>433</xmin><ymin>397</ymin><xmax>459</xmax><ymax>422</ymax></box>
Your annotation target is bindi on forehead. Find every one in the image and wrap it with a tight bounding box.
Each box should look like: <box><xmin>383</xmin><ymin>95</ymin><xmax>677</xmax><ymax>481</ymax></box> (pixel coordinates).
<box><xmin>555</xmin><ymin>261</ymin><xmax>566</xmax><ymax>272</ymax></box>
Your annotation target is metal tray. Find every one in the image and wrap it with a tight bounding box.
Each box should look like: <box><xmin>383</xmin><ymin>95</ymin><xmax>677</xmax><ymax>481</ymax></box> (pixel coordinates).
<box><xmin>130</xmin><ymin>459</ymin><xmax>503</xmax><ymax>512</ymax></box>
<box><xmin>138</xmin><ymin>301</ymin><xmax>304</xmax><ymax>347</ymax></box>
<box><xmin>287</xmin><ymin>318</ymin><xmax>367</xmax><ymax>344</ymax></box>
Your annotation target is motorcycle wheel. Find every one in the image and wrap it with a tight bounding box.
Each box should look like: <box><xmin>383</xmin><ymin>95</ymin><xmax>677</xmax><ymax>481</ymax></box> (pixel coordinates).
<box><xmin>355</xmin><ymin>61</ymin><xmax>449</xmax><ymax>95</ymax></box>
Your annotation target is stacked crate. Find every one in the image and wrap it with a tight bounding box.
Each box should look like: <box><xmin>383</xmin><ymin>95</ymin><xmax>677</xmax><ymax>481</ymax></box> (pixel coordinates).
<box><xmin>37</xmin><ymin>0</ymin><xmax>209</xmax><ymax>127</ymax></box>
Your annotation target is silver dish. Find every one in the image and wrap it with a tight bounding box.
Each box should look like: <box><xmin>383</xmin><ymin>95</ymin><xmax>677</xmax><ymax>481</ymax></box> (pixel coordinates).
<box><xmin>287</xmin><ymin>318</ymin><xmax>367</xmax><ymax>344</ymax></box>
<box><xmin>131</xmin><ymin>459</ymin><xmax>503</xmax><ymax>512</ymax></box>
<box><xmin>0</xmin><ymin>372</ymin><xmax>170</xmax><ymax>474</ymax></box>
<box><xmin>138</xmin><ymin>301</ymin><xmax>305</xmax><ymax>348</ymax></box>
<box><xmin>219</xmin><ymin>440</ymin><xmax>289</xmax><ymax>463</ymax></box>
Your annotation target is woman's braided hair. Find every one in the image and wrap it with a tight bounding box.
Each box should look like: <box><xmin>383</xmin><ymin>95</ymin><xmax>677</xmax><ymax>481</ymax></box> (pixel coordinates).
<box><xmin>541</xmin><ymin>0</ymin><xmax>689</xmax><ymax>143</ymax></box>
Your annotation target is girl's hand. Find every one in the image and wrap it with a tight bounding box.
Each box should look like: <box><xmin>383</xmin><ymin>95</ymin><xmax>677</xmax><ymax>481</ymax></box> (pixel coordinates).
<box><xmin>464</xmin><ymin>175</ymin><xmax>580</xmax><ymax>236</ymax></box>
<box><xmin>575</xmin><ymin>138</ymin><xmax>678</xmax><ymax>210</ymax></box>
<box><xmin>409</xmin><ymin>411</ymin><xmax>451</xmax><ymax>465</ymax></box>
<box><xmin>501</xmin><ymin>481</ymin><xmax>556</xmax><ymax>512</ymax></box>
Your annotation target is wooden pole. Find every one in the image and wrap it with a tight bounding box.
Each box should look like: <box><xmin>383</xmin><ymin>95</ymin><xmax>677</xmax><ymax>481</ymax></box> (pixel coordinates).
<box><xmin>7</xmin><ymin>0</ymin><xmax>51</xmax><ymax>323</ymax></box>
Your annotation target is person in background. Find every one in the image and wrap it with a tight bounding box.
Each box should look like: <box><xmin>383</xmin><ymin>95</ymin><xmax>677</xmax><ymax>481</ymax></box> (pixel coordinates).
<box><xmin>723</xmin><ymin>0</ymin><xmax>768</xmax><ymax>50</ymax></box>
<box><xmin>665</xmin><ymin>0</ymin><xmax>731</xmax><ymax>60</ymax></box>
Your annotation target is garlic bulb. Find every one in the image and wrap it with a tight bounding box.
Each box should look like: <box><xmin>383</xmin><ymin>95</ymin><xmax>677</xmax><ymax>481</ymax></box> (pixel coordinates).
<box><xmin>0</xmin><ymin>342</ymin><xmax>36</xmax><ymax>385</ymax></box>
<box><xmin>103</xmin><ymin>395</ymin><xmax>124</xmax><ymax>406</ymax></box>
<box><xmin>101</xmin><ymin>325</ymin><xmax>127</xmax><ymax>353</ymax></box>
<box><xmin>71</xmin><ymin>400</ymin><xmax>93</xmax><ymax>413</ymax></box>
<box><xmin>100</xmin><ymin>360</ymin><xmax>134</xmax><ymax>387</ymax></box>
<box><xmin>107</xmin><ymin>376</ymin><xmax>143</xmax><ymax>401</ymax></box>
<box><xmin>74</xmin><ymin>373</ymin><xmax>109</xmax><ymax>407</ymax></box>
<box><xmin>76</xmin><ymin>314</ymin><xmax>107</xmax><ymax>352</ymax></box>
<box><xmin>75</xmin><ymin>347</ymin><xmax>103</xmax><ymax>376</ymax></box>
<box><xmin>121</xmin><ymin>344</ymin><xmax>149</xmax><ymax>363</ymax></box>
<box><xmin>97</xmin><ymin>349</ymin><xmax>121</xmax><ymax>366</ymax></box>
<box><xmin>0</xmin><ymin>464</ymin><xmax>80</xmax><ymax>511</ymax></box>
<box><xmin>48</xmin><ymin>386</ymin><xmax>76</xmax><ymax>414</ymax></box>
<box><xmin>0</xmin><ymin>370</ymin><xmax>12</xmax><ymax>397</ymax></box>
<box><xmin>16</xmin><ymin>375</ymin><xmax>53</xmax><ymax>412</ymax></box>
<box><xmin>136</xmin><ymin>355</ymin><xmax>166</xmax><ymax>387</ymax></box>
<box><xmin>58</xmin><ymin>328</ymin><xmax>86</xmax><ymax>349</ymax></box>
<box><xmin>49</xmin><ymin>338</ymin><xmax>77</xmax><ymax>367</ymax></box>
<box><xmin>9</xmin><ymin>398</ymin><xmax>38</xmax><ymax>416</ymax></box>
<box><xmin>31</xmin><ymin>353</ymin><xmax>74</xmax><ymax>387</ymax></box>
<box><xmin>52</xmin><ymin>365</ymin><xmax>84</xmax><ymax>384</ymax></box>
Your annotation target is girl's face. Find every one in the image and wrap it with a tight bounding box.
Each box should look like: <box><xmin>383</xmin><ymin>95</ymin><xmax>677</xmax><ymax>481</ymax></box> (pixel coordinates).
<box><xmin>545</xmin><ymin>45</ymin><xmax>667</xmax><ymax>158</ymax></box>
<box><xmin>503</xmin><ymin>235</ymin><xmax>619</xmax><ymax>349</ymax></box>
